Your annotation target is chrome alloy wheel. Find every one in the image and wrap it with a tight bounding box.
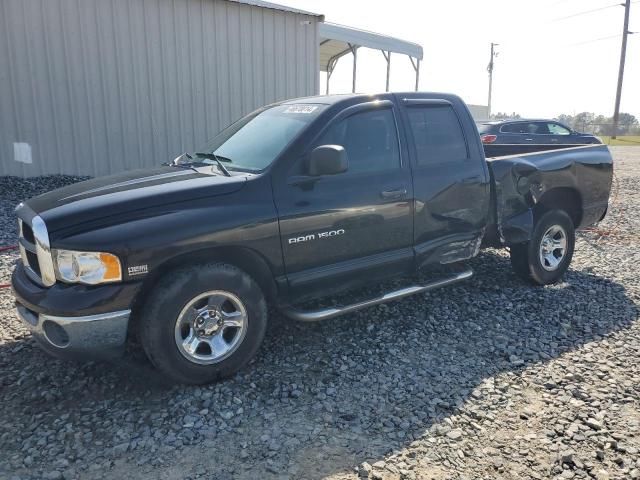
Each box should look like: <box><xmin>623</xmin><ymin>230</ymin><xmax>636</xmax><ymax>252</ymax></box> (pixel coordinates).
<box><xmin>539</xmin><ymin>225</ymin><xmax>567</xmax><ymax>272</ymax></box>
<box><xmin>174</xmin><ymin>290</ymin><xmax>247</xmax><ymax>365</ymax></box>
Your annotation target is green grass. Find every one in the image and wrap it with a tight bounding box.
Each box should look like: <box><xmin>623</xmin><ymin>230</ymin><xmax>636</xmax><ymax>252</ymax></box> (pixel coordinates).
<box><xmin>598</xmin><ymin>136</ymin><xmax>640</xmax><ymax>146</ymax></box>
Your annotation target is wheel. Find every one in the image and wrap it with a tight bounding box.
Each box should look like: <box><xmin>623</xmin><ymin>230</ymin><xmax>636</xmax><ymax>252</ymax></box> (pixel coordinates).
<box><xmin>138</xmin><ymin>263</ymin><xmax>267</xmax><ymax>384</ymax></box>
<box><xmin>509</xmin><ymin>210</ymin><xmax>575</xmax><ymax>285</ymax></box>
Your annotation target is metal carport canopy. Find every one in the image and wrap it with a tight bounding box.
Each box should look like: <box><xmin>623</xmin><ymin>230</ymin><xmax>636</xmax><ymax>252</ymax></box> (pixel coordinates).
<box><xmin>319</xmin><ymin>22</ymin><xmax>423</xmax><ymax>93</ymax></box>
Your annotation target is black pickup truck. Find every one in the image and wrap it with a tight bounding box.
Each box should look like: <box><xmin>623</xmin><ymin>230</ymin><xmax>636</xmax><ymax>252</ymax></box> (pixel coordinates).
<box><xmin>12</xmin><ymin>92</ymin><xmax>613</xmax><ymax>384</ymax></box>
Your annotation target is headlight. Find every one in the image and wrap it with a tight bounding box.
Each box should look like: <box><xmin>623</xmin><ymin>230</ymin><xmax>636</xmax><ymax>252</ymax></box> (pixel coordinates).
<box><xmin>52</xmin><ymin>249</ymin><xmax>122</xmax><ymax>284</ymax></box>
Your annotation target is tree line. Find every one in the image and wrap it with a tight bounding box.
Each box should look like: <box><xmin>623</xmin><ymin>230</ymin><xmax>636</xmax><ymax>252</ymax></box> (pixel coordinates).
<box><xmin>489</xmin><ymin>112</ymin><xmax>640</xmax><ymax>136</ymax></box>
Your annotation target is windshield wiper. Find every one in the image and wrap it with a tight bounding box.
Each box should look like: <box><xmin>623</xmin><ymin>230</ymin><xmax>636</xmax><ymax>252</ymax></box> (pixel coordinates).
<box><xmin>170</xmin><ymin>152</ymin><xmax>193</xmax><ymax>165</ymax></box>
<box><xmin>168</xmin><ymin>152</ymin><xmax>204</xmax><ymax>173</ymax></box>
<box><xmin>194</xmin><ymin>152</ymin><xmax>233</xmax><ymax>163</ymax></box>
<box><xmin>192</xmin><ymin>152</ymin><xmax>231</xmax><ymax>177</ymax></box>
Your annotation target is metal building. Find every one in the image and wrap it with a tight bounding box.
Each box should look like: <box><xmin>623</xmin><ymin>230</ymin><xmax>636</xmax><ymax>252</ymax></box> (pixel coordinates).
<box><xmin>467</xmin><ymin>104</ymin><xmax>490</xmax><ymax>121</ymax></box>
<box><xmin>0</xmin><ymin>0</ymin><xmax>322</xmax><ymax>177</ymax></box>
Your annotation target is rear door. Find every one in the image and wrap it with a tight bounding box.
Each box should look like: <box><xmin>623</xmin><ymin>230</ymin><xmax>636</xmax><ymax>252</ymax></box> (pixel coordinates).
<box><xmin>399</xmin><ymin>96</ymin><xmax>490</xmax><ymax>266</ymax></box>
<box><xmin>273</xmin><ymin>100</ymin><xmax>414</xmax><ymax>297</ymax></box>
<box><xmin>497</xmin><ymin>122</ymin><xmax>527</xmax><ymax>144</ymax></box>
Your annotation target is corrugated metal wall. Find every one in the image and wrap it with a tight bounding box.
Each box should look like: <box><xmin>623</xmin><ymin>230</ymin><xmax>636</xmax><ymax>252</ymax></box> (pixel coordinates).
<box><xmin>0</xmin><ymin>0</ymin><xmax>320</xmax><ymax>177</ymax></box>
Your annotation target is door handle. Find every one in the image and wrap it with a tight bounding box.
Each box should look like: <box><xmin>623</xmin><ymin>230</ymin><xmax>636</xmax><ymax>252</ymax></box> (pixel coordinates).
<box><xmin>524</xmin><ymin>138</ymin><xmax>533</xmax><ymax>141</ymax></box>
<box><xmin>380</xmin><ymin>188</ymin><xmax>407</xmax><ymax>200</ymax></box>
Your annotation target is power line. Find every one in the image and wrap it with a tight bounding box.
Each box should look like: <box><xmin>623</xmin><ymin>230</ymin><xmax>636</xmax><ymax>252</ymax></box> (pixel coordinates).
<box><xmin>490</xmin><ymin>30</ymin><xmax>635</xmax><ymax>52</ymax></box>
<box><xmin>567</xmin><ymin>33</ymin><xmax>622</xmax><ymax>46</ymax></box>
<box><xmin>552</xmin><ymin>3</ymin><xmax>623</xmax><ymax>22</ymax></box>
<box><xmin>572</xmin><ymin>31</ymin><xmax>637</xmax><ymax>46</ymax></box>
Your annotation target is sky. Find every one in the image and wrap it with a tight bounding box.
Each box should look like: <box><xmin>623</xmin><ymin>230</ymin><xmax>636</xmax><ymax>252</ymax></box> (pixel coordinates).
<box><xmin>277</xmin><ymin>0</ymin><xmax>639</xmax><ymax>119</ymax></box>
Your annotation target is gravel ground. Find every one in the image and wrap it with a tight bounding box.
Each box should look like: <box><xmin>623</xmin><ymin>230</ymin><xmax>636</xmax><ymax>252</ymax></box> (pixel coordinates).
<box><xmin>0</xmin><ymin>147</ymin><xmax>639</xmax><ymax>480</ymax></box>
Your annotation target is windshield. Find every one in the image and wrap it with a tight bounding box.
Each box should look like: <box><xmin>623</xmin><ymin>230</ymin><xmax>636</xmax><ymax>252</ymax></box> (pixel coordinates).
<box><xmin>194</xmin><ymin>104</ymin><xmax>326</xmax><ymax>172</ymax></box>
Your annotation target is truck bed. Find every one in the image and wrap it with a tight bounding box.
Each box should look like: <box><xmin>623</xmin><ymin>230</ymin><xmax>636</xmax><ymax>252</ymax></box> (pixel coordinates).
<box><xmin>483</xmin><ymin>144</ymin><xmax>613</xmax><ymax>246</ymax></box>
<box><xmin>483</xmin><ymin>142</ymin><xmax>602</xmax><ymax>159</ymax></box>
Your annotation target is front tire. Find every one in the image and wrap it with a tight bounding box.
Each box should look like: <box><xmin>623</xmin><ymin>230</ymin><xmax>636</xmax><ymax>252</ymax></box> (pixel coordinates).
<box><xmin>138</xmin><ymin>263</ymin><xmax>267</xmax><ymax>384</ymax></box>
<box><xmin>510</xmin><ymin>210</ymin><xmax>575</xmax><ymax>285</ymax></box>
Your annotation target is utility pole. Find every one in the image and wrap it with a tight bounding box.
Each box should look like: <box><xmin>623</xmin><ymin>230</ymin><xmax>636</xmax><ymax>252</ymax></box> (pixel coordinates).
<box><xmin>487</xmin><ymin>43</ymin><xmax>499</xmax><ymax>118</ymax></box>
<box><xmin>612</xmin><ymin>0</ymin><xmax>631</xmax><ymax>139</ymax></box>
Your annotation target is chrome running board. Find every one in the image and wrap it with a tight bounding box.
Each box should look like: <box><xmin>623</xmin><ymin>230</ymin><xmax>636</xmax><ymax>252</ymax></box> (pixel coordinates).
<box><xmin>281</xmin><ymin>268</ymin><xmax>473</xmax><ymax>322</ymax></box>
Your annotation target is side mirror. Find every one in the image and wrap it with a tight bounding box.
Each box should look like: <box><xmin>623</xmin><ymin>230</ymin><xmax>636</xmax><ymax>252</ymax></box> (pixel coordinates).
<box><xmin>308</xmin><ymin>145</ymin><xmax>348</xmax><ymax>176</ymax></box>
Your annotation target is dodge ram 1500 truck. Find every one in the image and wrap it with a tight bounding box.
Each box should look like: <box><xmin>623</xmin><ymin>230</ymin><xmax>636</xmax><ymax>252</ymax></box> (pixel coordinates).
<box><xmin>12</xmin><ymin>92</ymin><xmax>613</xmax><ymax>384</ymax></box>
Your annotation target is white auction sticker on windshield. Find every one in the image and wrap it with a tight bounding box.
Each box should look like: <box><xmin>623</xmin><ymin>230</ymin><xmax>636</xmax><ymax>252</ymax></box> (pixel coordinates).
<box><xmin>283</xmin><ymin>105</ymin><xmax>318</xmax><ymax>114</ymax></box>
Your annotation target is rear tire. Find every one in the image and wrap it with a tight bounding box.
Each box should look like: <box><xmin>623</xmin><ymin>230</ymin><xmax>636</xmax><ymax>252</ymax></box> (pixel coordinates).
<box><xmin>509</xmin><ymin>210</ymin><xmax>575</xmax><ymax>285</ymax></box>
<box><xmin>138</xmin><ymin>263</ymin><xmax>267</xmax><ymax>384</ymax></box>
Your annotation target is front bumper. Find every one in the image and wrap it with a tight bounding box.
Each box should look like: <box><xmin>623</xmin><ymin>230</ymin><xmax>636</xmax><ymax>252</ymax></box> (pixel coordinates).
<box><xmin>16</xmin><ymin>304</ymin><xmax>130</xmax><ymax>359</ymax></box>
<box><xmin>12</xmin><ymin>263</ymin><xmax>142</xmax><ymax>360</ymax></box>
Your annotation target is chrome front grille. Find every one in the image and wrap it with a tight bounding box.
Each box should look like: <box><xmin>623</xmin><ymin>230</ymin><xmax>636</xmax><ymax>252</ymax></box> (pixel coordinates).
<box><xmin>21</xmin><ymin>220</ymin><xmax>35</xmax><ymax>243</ymax></box>
<box><xmin>16</xmin><ymin>204</ymin><xmax>56</xmax><ymax>287</ymax></box>
<box><xmin>17</xmin><ymin>218</ymin><xmax>36</xmax><ymax>274</ymax></box>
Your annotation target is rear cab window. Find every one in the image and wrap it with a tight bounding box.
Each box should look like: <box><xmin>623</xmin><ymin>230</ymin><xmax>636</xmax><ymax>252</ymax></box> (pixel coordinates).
<box><xmin>406</xmin><ymin>105</ymin><xmax>468</xmax><ymax>166</ymax></box>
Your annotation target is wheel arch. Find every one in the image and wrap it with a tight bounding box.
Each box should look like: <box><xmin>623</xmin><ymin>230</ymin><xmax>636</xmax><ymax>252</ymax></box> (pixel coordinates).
<box><xmin>534</xmin><ymin>187</ymin><xmax>583</xmax><ymax>227</ymax></box>
<box><xmin>130</xmin><ymin>246</ymin><xmax>278</xmax><ymax>331</ymax></box>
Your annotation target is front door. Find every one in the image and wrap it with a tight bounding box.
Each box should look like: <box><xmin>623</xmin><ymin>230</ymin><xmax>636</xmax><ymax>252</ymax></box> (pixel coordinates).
<box><xmin>273</xmin><ymin>102</ymin><xmax>414</xmax><ymax>298</ymax></box>
<box><xmin>547</xmin><ymin>121</ymin><xmax>573</xmax><ymax>144</ymax></box>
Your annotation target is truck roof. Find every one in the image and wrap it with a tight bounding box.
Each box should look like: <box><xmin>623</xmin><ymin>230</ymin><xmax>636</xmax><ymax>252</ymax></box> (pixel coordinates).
<box><xmin>280</xmin><ymin>92</ymin><xmax>464</xmax><ymax>106</ymax></box>
<box><xmin>477</xmin><ymin>119</ymin><xmax>564</xmax><ymax>125</ymax></box>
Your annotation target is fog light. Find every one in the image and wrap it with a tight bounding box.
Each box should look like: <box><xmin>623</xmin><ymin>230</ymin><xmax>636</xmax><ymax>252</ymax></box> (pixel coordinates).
<box><xmin>42</xmin><ymin>320</ymin><xmax>70</xmax><ymax>348</ymax></box>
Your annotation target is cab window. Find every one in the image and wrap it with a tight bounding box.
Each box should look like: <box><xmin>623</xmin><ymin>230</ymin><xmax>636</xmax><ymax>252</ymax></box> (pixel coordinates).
<box><xmin>316</xmin><ymin>108</ymin><xmax>400</xmax><ymax>174</ymax></box>
<box><xmin>407</xmin><ymin>105</ymin><xmax>468</xmax><ymax>165</ymax></box>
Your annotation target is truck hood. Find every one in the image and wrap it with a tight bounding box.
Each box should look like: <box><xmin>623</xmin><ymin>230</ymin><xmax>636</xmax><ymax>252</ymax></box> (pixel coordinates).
<box><xmin>26</xmin><ymin>166</ymin><xmax>247</xmax><ymax>233</ymax></box>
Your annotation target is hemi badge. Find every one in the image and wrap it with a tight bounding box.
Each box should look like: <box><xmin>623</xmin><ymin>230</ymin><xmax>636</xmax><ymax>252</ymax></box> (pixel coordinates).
<box><xmin>127</xmin><ymin>265</ymin><xmax>148</xmax><ymax>276</ymax></box>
